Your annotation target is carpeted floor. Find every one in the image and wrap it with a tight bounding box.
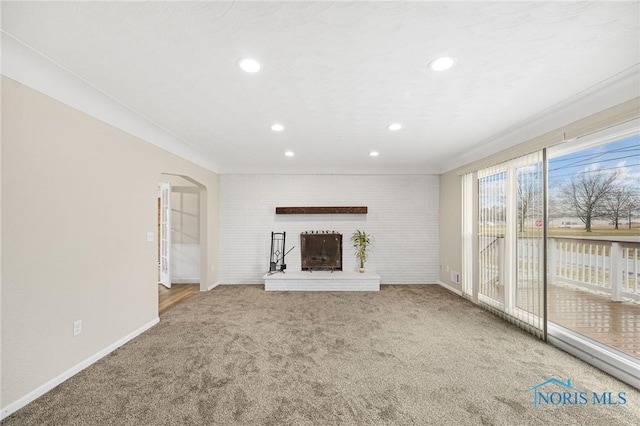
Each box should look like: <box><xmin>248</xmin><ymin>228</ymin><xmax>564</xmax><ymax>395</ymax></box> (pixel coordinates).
<box><xmin>3</xmin><ymin>285</ymin><xmax>639</xmax><ymax>425</ymax></box>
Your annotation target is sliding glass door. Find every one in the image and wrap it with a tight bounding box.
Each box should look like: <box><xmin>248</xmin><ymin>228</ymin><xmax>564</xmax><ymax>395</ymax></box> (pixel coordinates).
<box><xmin>474</xmin><ymin>153</ymin><xmax>546</xmax><ymax>337</ymax></box>
<box><xmin>463</xmin><ymin>120</ymin><xmax>639</xmax><ymax>384</ymax></box>
<box><xmin>515</xmin><ymin>156</ymin><xmax>545</xmax><ymax>333</ymax></box>
<box><xmin>547</xmin><ymin>125</ymin><xmax>639</xmax><ymax>360</ymax></box>
<box><xmin>478</xmin><ymin>169</ymin><xmax>507</xmax><ymax>307</ymax></box>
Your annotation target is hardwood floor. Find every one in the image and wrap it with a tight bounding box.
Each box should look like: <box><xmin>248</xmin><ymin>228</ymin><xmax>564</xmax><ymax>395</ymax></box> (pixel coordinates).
<box><xmin>158</xmin><ymin>284</ymin><xmax>200</xmax><ymax>316</ymax></box>
<box><xmin>548</xmin><ymin>284</ymin><xmax>640</xmax><ymax>358</ymax></box>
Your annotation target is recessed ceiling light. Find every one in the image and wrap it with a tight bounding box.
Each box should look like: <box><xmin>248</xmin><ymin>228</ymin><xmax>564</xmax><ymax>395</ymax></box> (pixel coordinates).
<box><xmin>238</xmin><ymin>58</ymin><xmax>261</xmax><ymax>73</ymax></box>
<box><xmin>369</xmin><ymin>151</ymin><xmax>380</xmax><ymax>157</ymax></box>
<box><xmin>429</xmin><ymin>56</ymin><xmax>456</xmax><ymax>72</ymax></box>
<box><xmin>285</xmin><ymin>150</ymin><xmax>295</xmax><ymax>157</ymax></box>
<box><xmin>388</xmin><ymin>123</ymin><xmax>402</xmax><ymax>131</ymax></box>
<box><xmin>271</xmin><ymin>123</ymin><xmax>284</xmax><ymax>132</ymax></box>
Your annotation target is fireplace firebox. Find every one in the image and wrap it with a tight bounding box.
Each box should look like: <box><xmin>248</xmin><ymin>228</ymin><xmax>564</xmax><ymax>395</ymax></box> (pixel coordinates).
<box><xmin>300</xmin><ymin>232</ymin><xmax>342</xmax><ymax>271</ymax></box>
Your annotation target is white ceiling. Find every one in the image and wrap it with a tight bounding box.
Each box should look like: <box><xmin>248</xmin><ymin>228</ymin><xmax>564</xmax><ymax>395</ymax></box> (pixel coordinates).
<box><xmin>2</xmin><ymin>1</ymin><xmax>639</xmax><ymax>174</ymax></box>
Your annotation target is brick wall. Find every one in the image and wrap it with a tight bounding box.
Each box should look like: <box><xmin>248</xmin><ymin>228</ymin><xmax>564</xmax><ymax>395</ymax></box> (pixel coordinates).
<box><xmin>219</xmin><ymin>175</ymin><xmax>439</xmax><ymax>284</ymax></box>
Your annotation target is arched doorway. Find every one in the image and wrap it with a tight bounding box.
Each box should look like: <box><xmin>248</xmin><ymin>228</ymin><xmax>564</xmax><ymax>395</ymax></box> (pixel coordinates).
<box><xmin>157</xmin><ymin>174</ymin><xmax>209</xmax><ymax>315</ymax></box>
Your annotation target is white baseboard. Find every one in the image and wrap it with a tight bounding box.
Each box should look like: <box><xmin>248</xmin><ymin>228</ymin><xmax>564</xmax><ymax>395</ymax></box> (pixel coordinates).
<box><xmin>437</xmin><ymin>280</ymin><xmax>463</xmax><ymax>296</ymax></box>
<box><xmin>0</xmin><ymin>318</ymin><xmax>160</xmax><ymax>421</ymax></box>
<box><xmin>207</xmin><ymin>282</ymin><xmax>220</xmax><ymax>291</ymax></box>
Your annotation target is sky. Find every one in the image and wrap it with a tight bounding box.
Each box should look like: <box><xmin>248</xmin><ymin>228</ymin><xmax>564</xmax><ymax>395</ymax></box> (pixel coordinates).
<box><xmin>476</xmin><ymin>134</ymin><xmax>639</xmax><ymax>220</ymax></box>
<box><xmin>548</xmin><ymin>134</ymin><xmax>640</xmax><ymax>190</ymax></box>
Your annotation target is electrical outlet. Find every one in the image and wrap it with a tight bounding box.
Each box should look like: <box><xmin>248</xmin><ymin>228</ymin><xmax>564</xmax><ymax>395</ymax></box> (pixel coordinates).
<box><xmin>146</xmin><ymin>232</ymin><xmax>154</xmax><ymax>242</ymax></box>
<box><xmin>451</xmin><ymin>272</ymin><xmax>461</xmax><ymax>284</ymax></box>
<box><xmin>73</xmin><ymin>320</ymin><xmax>82</xmax><ymax>336</ymax></box>
<box><xmin>446</xmin><ymin>265</ymin><xmax>450</xmax><ymax>272</ymax></box>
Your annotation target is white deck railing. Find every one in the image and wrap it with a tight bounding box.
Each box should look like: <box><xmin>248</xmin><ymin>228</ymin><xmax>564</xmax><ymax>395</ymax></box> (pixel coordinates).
<box><xmin>549</xmin><ymin>237</ymin><xmax>639</xmax><ymax>302</ymax></box>
<box><xmin>478</xmin><ymin>236</ymin><xmax>640</xmax><ymax>302</ymax></box>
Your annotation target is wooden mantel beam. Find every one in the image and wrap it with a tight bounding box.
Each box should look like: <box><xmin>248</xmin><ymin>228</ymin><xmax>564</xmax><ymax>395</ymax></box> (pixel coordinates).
<box><xmin>275</xmin><ymin>206</ymin><xmax>368</xmax><ymax>215</ymax></box>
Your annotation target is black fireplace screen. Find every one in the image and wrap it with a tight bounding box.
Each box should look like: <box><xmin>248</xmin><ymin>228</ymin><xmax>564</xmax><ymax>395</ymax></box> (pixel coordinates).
<box><xmin>300</xmin><ymin>232</ymin><xmax>342</xmax><ymax>271</ymax></box>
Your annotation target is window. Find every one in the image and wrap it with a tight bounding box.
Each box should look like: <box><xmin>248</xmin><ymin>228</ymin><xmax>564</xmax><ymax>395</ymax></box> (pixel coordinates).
<box><xmin>471</xmin><ymin>153</ymin><xmax>545</xmax><ymax>337</ymax></box>
<box><xmin>461</xmin><ymin>119</ymin><xmax>639</xmax><ymax>385</ymax></box>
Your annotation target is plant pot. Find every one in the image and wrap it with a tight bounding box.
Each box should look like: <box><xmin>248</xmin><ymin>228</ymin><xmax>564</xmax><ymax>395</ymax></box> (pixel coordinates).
<box><xmin>359</xmin><ymin>267</ymin><xmax>365</xmax><ymax>273</ymax></box>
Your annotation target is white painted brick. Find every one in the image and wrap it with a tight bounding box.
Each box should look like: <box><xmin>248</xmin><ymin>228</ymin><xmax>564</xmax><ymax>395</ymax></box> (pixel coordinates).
<box><xmin>264</xmin><ymin>271</ymin><xmax>380</xmax><ymax>291</ymax></box>
<box><xmin>220</xmin><ymin>175</ymin><xmax>439</xmax><ymax>284</ymax></box>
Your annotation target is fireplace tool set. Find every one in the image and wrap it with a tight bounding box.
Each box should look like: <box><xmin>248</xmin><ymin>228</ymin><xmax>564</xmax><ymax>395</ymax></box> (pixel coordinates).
<box><xmin>268</xmin><ymin>232</ymin><xmax>294</xmax><ymax>275</ymax></box>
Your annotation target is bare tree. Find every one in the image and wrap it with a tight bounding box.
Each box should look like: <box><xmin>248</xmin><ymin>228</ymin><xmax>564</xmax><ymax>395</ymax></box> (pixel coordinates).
<box><xmin>480</xmin><ymin>206</ymin><xmax>506</xmax><ymax>223</ymax></box>
<box><xmin>558</xmin><ymin>170</ymin><xmax>619</xmax><ymax>232</ymax></box>
<box><xmin>548</xmin><ymin>184</ymin><xmax>570</xmax><ymax>219</ymax></box>
<box><xmin>603</xmin><ymin>185</ymin><xmax>636</xmax><ymax>229</ymax></box>
<box><xmin>626</xmin><ymin>194</ymin><xmax>640</xmax><ymax>230</ymax></box>
<box><xmin>517</xmin><ymin>170</ymin><xmax>542</xmax><ymax>232</ymax></box>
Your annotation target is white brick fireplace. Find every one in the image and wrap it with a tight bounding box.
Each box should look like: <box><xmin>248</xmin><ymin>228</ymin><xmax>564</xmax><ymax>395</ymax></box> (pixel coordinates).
<box><xmin>219</xmin><ymin>174</ymin><xmax>439</xmax><ymax>285</ymax></box>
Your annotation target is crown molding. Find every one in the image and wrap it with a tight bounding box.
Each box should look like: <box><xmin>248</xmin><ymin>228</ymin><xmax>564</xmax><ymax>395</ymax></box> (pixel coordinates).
<box><xmin>219</xmin><ymin>163</ymin><xmax>440</xmax><ymax>175</ymax></box>
<box><xmin>1</xmin><ymin>32</ymin><xmax>221</xmax><ymax>173</ymax></box>
<box><xmin>440</xmin><ymin>64</ymin><xmax>640</xmax><ymax>174</ymax></box>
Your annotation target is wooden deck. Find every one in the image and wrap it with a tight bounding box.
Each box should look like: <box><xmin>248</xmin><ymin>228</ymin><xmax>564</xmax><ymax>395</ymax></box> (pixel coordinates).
<box><xmin>478</xmin><ymin>282</ymin><xmax>639</xmax><ymax>358</ymax></box>
<box><xmin>548</xmin><ymin>284</ymin><xmax>640</xmax><ymax>359</ymax></box>
<box><xmin>158</xmin><ymin>284</ymin><xmax>200</xmax><ymax>316</ymax></box>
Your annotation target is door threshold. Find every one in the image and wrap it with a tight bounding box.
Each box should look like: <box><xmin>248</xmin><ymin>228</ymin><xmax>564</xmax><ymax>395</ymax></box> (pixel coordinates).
<box><xmin>547</xmin><ymin>322</ymin><xmax>639</xmax><ymax>389</ymax></box>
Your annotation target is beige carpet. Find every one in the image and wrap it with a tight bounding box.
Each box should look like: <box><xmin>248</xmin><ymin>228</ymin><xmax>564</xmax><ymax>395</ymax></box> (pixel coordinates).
<box><xmin>3</xmin><ymin>285</ymin><xmax>639</xmax><ymax>425</ymax></box>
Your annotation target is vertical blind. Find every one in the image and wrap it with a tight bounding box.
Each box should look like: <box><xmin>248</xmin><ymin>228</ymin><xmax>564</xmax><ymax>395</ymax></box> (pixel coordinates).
<box><xmin>478</xmin><ymin>165</ymin><xmax>507</xmax><ymax>309</ymax></box>
<box><xmin>464</xmin><ymin>151</ymin><xmax>546</xmax><ymax>339</ymax></box>
<box><xmin>514</xmin><ymin>152</ymin><xmax>545</xmax><ymax>337</ymax></box>
<box><xmin>461</xmin><ymin>173</ymin><xmax>474</xmax><ymax>300</ymax></box>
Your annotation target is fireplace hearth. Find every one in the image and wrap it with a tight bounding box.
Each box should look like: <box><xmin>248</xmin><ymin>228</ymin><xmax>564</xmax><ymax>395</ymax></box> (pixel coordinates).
<box><xmin>300</xmin><ymin>231</ymin><xmax>342</xmax><ymax>271</ymax></box>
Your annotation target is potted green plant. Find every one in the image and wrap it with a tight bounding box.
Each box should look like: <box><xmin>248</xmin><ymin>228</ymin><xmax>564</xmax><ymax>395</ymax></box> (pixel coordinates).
<box><xmin>350</xmin><ymin>230</ymin><xmax>373</xmax><ymax>273</ymax></box>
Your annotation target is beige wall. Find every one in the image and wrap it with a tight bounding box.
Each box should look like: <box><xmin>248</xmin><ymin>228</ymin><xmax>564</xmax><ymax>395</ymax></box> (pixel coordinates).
<box><xmin>438</xmin><ymin>171</ymin><xmax>462</xmax><ymax>291</ymax></box>
<box><xmin>1</xmin><ymin>77</ymin><xmax>219</xmax><ymax>408</ymax></box>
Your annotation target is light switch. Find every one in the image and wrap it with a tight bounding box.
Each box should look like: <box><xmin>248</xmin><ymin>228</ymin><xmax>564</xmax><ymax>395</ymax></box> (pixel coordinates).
<box><xmin>146</xmin><ymin>232</ymin><xmax>155</xmax><ymax>242</ymax></box>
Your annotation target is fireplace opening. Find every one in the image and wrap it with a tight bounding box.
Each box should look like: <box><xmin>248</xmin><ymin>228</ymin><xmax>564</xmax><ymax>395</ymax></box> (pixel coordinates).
<box><xmin>300</xmin><ymin>232</ymin><xmax>342</xmax><ymax>271</ymax></box>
